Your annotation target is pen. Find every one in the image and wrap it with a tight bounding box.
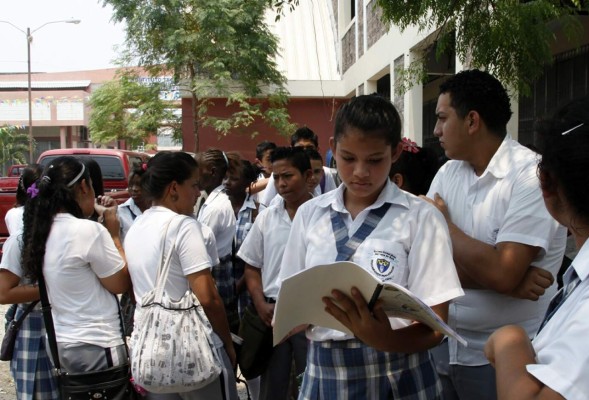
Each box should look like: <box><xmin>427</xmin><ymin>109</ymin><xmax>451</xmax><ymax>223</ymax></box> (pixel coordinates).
<box><xmin>367</xmin><ymin>284</ymin><xmax>383</xmax><ymax>311</ymax></box>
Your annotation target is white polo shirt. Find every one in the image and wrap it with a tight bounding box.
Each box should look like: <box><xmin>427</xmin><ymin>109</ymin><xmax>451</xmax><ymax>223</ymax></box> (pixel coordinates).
<box><xmin>279</xmin><ymin>180</ymin><xmax>463</xmax><ymax>342</ymax></box>
<box><xmin>125</xmin><ymin>206</ymin><xmax>212</xmax><ymax>306</ymax></box>
<box><xmin>259</xmin><ymin>166</ymin><xmax>337</xmax><ymax>206</ymax></box>
<box><xmin>528</xmin><ymin>240</ymin><xmax>589</xmax><ymax>400</ymax></box>
<box><xmin>197</xmin><ymin>185</ymin><xmax>236</xmax><ymax>258</ymax></box>
<box><xmin>4</xmin><ymin>206</ymin><xmax>24</xmax><ymax>235</ymax></box>
<box><xmin>427</xmin><ymin>136</ymin><xmax>567</xmax><ymax>366</ymax></box>
<box><xmin>0</xmin><ymin>232</ymin><xmax>24</xmax><ymax>279</ymax></box>
<box><xmin>237</xmin><ymin>197</ymin><xmax>292</xmax><ymax>300</ymax></box>
<box><xmin>43</xmin><ymin>214</ymin><xmax>126</xmax><ymax>347</ymax></box>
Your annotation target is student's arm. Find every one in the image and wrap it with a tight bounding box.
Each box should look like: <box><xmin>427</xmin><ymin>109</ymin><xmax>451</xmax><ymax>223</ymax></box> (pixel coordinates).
<box><xmin>244</xmin><ymin>264</ymin><xmax>274</xmax><ymax>327</ymax></box>
<box><xmin>187</xmin><ymin>269</ymin><xmax>236</xmax><ymax>368</ymax></box>
<box><xmin>94</xmin><ymin>208</ymin><xmax>132</xmax><ymax>294</ymax></box>
<box><xmin>0</xmin><ymin>270</ymin><xmax>39</xmax><ymax>304</ymax></box>
<box><xmin>423</xmin><ymin>193</ymin><xmax>542</xmax><ymax>294</ymax></box>
<box><xmin>323</xmin><ymin>287</ymin><xmax>447</xmax><ymax>354</ymax></box>
<box><xmin>485</xmin><ymin>325</ymin><xmax>565</xmax><ymax>400</ymax></box>
<box><xmin>249</xmin><ymin>177</ymin><xmax>269</xmax><ymax>194</ymax></box>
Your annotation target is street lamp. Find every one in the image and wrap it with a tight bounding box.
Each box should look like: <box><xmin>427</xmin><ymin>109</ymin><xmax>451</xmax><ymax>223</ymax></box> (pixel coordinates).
<box><xmin>0</xmin><ymin>18</ymin><xmax>81</xmax><ymax>163</ymax></box>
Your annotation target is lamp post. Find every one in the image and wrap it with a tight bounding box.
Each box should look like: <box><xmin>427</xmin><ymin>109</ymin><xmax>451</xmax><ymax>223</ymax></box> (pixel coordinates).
<box><xmin>0</xmin><ymin>19</ymin><xmax>81</xmax><ymax>163</ymax></box>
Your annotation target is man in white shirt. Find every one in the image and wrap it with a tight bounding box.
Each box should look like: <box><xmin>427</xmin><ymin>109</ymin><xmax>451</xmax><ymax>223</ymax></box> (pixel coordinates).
<box><xmin>423</xmin><ymin>69</ymin><xmax>567</xmax><ymax>400</ymax></box>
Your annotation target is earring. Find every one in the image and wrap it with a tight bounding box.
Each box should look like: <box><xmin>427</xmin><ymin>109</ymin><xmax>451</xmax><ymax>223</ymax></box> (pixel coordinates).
<box><xmin>171</xmin><ymin>193</ymin><xmax>179</xmax><ymax>202</ymax></box>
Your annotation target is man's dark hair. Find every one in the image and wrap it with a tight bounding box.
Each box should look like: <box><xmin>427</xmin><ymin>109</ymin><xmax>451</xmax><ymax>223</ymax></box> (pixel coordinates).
<box><xmin>255</xmin><ymin>141</ymin><xmax>277</xmax><ymax>159</ymax></box>
<box><xmin>290</xmin><ymin>127</ymin><xmax>318</xmax><ymax>148</ymax></box>
<box><xmin>271</xmin><ymin>146</ymin><xmax>311</xmax><ymax>174</ymax></box>
<box><xmin>439</xmin><ymin>69</ymin><xmax>513</xmax><ymax>137</ymax></box>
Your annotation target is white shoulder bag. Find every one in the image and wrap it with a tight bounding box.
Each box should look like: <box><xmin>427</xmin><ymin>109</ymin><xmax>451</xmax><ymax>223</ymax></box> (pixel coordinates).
<box><xmin>131</xmin><ymin>215</ymin><xmax>222</xmax><ymax>393</ymax></box>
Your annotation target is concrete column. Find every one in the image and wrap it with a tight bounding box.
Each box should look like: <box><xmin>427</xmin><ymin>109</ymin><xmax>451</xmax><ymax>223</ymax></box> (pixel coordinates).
<box><xmin>59</xmin><ymin>126</ymin><xmax>67</xmax><ymax>149</ymax></box>
<box><xmin>405</xmin><ymin>52</ymin><xmax>423</xmax><ymax>145</ymax></box>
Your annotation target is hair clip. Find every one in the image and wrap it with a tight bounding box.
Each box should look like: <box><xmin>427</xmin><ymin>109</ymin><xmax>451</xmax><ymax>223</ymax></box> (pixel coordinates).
<box><xmin>402</xmin><ymin>137</ymin><xmax>420</xmax><ymax>153</ymax></box>
<box><xmin>41</xmin><ymin>175</ymin><xmax>52</xmax><ymax>184</ymax></box>
<box><xmin>142</xmin><ymin>162</ymin><xmax>148</xmax><ymax>171</ymax></box>
<box><xmin>26</xmin><ymin>182</ymin><xmax>39</xmax><ymax>198</ymax></box>
<box><xmin>561</xmin><ymin>123</ymin><xmax>584</xmax><ymax>135</ymax></box>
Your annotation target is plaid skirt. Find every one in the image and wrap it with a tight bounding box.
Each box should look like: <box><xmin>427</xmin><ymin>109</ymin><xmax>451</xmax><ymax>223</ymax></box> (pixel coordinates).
<box><xmin>299</xmin><ymin>339</ymin><xmax>442</xmax><ymax>400</ymax></box>
<box><xmin>10</xmin><ymin>307</ymin><xmax>59</xmax><ymax>400</ymax></box>
<box><xmin>212</xmin><ymin>254</ymin><xmax>239</xmax><ymax>332</ymax></box>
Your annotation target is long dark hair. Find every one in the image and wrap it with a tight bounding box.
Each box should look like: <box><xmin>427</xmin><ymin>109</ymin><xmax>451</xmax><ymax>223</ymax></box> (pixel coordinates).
<box><xmin>15</xmin><ymin>164</ymin><xmax>43</xmax><ymax>206</ymax></box>
<box><xmin>21</xmin><ymin>156</ymin><xmax>89</xmax><ymax>281</ymax></box>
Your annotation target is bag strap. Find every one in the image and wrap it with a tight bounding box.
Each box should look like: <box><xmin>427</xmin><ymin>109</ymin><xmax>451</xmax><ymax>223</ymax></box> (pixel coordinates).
<box><xmin>330</xmin><ymin>202</ymin><xmax>391</xmax><ymax>262</ymax></box>
<box><xmin>10</xmin><ymin>300</ymin><xmax>40</xmax><ymax>330</ymax></box>
<box><xmin>38</xmin><ymin>269</ymin><xmax>62</xmax><ymax>372</ymax></box>
<box><xmin>152</xmin><ymin>215</ymin><xmax>187</xmax><ymax>303</ymax></box>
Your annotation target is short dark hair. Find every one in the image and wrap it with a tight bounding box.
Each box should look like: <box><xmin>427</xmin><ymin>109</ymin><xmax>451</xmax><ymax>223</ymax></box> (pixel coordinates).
<box><xmin>439</xmin><ymin>69</ymin><xmax>512</xmax><ymax>137</ymax></box>
<box><xmin>334</xmin><ymin>94</ymin><xmax>402</xmax><ymax>146</ymax></box>
<box><xmin>290</xmin><ymin>127</ymin><xmax>318</xmax><ymax>148</ymax></box>
<box><xmin>256</xmin><ymin>141</ymin><xmax>277</xmax><ymax>159</ymax></box>
<box><xmin>389</xmin><ymin>146</ymin><xmax>440</xmax><ymax>196</ymax></box>
<box><xmin>537</xmin><ymin>95</ymin><xmax>589</xmax><ymax>222</ymax></box>
<box><xmin>304</xmin><ymin>148</ymin><xmax>323</xmax><ymax>163</ymax></box>
<box><xmin>271</xmin><ymin>146</ymin><xmax>311</xmax><ymax>174</ymax></box>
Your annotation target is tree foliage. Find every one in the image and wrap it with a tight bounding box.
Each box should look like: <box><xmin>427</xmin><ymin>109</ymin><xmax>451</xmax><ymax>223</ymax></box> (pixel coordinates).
<box><xmin>103</xmin><ymin>0</ymin><xmax>296</xmax><ymax>151</ymax></box>
<box><xmin>376</xmin><ymin>0</ymin><xmax>588</xmax><ymax>94</ymax></box>
<box><xmin>0</xmin><ymin>125</ymin><xmax>29</xmax><ymax>174</ymax></box>
<box><xmin>88</xmin><ymin>70</ymin><xmax>180</xmax><ymax>149</ymax></box>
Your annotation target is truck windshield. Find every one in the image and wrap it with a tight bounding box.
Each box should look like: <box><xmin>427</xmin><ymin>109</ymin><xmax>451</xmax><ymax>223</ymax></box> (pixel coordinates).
<box><xmin>39</xmin><ymin>155</ymin><xmax>125</xmax><ymax>180</ymax></box>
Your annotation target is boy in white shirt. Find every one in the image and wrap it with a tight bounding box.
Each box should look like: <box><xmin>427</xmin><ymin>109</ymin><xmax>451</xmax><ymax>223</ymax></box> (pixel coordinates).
<box><xmin>238</xmin><ymin>146</ymin><xmax>313</xmax><ymax>400</ymax></box>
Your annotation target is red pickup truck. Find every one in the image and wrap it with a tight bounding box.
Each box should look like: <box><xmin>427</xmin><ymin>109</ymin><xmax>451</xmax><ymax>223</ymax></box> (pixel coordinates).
<box><xmin>0</xmin><ymin>164</ymin><xmax>28</xmax><ymax>192</ymax></box>
<box><xmin>0</xmin><ymin>148</ymin><xmax>149</xmax><ymax>251</ymax></box>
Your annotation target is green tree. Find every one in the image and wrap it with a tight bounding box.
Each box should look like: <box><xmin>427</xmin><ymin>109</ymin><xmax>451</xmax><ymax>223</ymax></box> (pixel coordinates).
<box><xmin>376</xmin><ymin>0</ymin><xmax>588</xmax><ymax>94</ymax></box>
<box><xmin>0</xmin><ymin>125</ymin><xmax>30</xmax><ymax>175</ymax></box>
<box><xmin>88</xmin><ymin>70</ymin><xmax>181</xmax><ymax>149</ymax></box>
<box><xmin>103</xmin><ymin>0</ymin><xmax>296</xmax><ymax>152</ymax></box>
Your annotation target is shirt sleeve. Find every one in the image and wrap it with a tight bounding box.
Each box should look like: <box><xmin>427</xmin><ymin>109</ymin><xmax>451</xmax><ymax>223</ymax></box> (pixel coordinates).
<box><xmin>407</xmin><ymin>204</ymin><xmax>464</xmax><ymax>306</ymax></box>
<box><xmin>496</xmin><ymin>162</ymin><xmax>558</xmax><ymax>252</ymax></box>
<box><xmin>86</xmin><ymin>224</ymin><xmax>125</xmax><ymax>279</ymax></box>
<box><xmin>0</xmin><ymin>234</ymin><xmax>24</xmax><ymax>278</ymax></box>
<box><xmin>527</xmin><ymin>294</ymin><xmax>589</xmax><ymax>400</ymax></box>
<box><xmin>176</xmin><ymin>218</ymin><xmax>213</xmax><ymax>276</ymax></box>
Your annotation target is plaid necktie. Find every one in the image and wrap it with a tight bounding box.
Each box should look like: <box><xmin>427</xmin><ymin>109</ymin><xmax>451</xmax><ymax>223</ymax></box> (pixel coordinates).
<box><xmin>537</xmin><ymin>268</ymin><xmax>580</xmax><ymax>334</ymax></box>
<box><xmin>330</xmin><ymin>203</ymin><xmax>391</xmax><ymax>262</ymax></box>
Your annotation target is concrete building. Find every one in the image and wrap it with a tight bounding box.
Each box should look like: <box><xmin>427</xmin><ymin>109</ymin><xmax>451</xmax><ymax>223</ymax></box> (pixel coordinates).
<box><xmin>2</xmin><ymin>1</ymin><xmax>587</xmax><ymax>165</ymax></box>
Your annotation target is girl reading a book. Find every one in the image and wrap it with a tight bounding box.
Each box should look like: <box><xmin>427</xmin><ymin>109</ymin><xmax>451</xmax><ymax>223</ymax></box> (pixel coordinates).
<box><xmin>484</xmin><ymin>96</ymin><xmax>589</xmax><ymax>399</ymax></box>
<box><xmin>278</xmin><ymin>94</ymin><xmax>464</xmax><ymax>399</ymax></box>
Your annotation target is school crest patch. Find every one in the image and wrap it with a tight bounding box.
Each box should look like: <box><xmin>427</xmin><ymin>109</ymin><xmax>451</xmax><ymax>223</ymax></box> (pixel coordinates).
<box><xmin>370</xmin><ymin>250</ymin><xmax>397</xmax><ymax>279</ymax></box>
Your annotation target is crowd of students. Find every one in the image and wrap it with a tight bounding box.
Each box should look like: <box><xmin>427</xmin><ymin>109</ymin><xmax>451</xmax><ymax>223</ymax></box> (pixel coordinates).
<box><xmin>0</xmin><ymin>68</ymin><xmax>587</xmax><ymax>400</ymax></box>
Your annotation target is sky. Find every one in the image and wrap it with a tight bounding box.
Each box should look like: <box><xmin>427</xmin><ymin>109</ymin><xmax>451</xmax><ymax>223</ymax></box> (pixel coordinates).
<box><xmin>0</xmin><ymin>0</ymin><xmax>126</xmax><ymax>73</ymax></box>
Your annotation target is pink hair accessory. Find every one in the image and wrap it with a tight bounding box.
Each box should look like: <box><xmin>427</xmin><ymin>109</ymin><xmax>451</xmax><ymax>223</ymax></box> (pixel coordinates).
<box><xmin>401</xmin><ymin>137</ymin><xmax>420</xmax><ymax>153</ymax></box>
<box><xmin>141</xmin><ymin>162</ymin><xmax>148</xmax><ymax>171</ymax></box>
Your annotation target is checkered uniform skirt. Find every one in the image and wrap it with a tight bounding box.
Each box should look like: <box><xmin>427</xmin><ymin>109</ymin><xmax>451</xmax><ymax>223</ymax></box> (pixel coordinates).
<box><xmin>10</xmin><ymin>307</ymin><xmax>59</xmax><ymax>400</ymax></box>
<box><xmin>212</xmin><ymin>254</ymin><xmax>240</xmax><ymax>332</ymax></box>
<box><xmin>299</xmin><ymin>339</ymin><xmax>442</xmax><ymax>400</ymax></box>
